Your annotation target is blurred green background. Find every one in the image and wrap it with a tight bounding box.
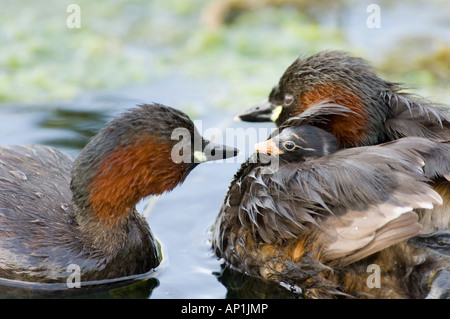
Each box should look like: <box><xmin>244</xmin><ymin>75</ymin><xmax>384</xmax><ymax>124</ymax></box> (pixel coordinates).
<box><xmin>1</xmin><ymin>0</ymin><xmax>449</xmax><ymax>108</ymax></box>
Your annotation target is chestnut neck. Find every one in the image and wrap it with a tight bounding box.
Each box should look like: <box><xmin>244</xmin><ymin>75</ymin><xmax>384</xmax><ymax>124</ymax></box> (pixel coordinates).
<box><xmin>71</xmin><ymin>136</ymin><xmax>193</xmax><ymax>229</ymax></box>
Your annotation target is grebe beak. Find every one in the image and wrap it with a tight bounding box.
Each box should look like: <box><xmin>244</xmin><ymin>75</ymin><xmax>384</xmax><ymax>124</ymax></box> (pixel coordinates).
<box><xmin>255</xmin><ymin>140</ymin><xmax>283</xmax><ymax>155</ymax></box>
<box><xmin>196</xmin><ymin>141</ymin><xmax>239</xmax><ymax>163</ymax></box>
<box><xmin>234</xmin><ymin>99</ymin><xmax>277</xmax><ymax>122</ymax></box>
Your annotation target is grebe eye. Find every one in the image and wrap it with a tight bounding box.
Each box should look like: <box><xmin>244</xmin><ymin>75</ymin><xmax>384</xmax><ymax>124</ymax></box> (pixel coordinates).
<box><xmin>283</xmin><ymin>141</ymin><xmax>296</xmax><ymax>151</ymax></box>
<box><xmin>284</xmin><ymin>94</ymin><xmax>294</xmax><ymax>106</ymax></box>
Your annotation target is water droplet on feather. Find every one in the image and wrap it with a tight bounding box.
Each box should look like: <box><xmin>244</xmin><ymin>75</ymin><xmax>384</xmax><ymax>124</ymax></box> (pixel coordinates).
<box><xmin>9</xmin><ymin>171</ymin><xmax>27</xmax><ymax>181</ymax></box>
<box><xmin>34</xmin><ymin>192</ymin><xmax>45</xmax><ymax>199</ymax></box>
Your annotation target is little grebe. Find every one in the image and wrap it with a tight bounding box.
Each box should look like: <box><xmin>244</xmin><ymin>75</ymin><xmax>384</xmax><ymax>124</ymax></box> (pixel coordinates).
<box><xmin>236</xmin><ymin>50</ymin><xmax>450</xmax><ymax>234</ymax></box>
<box><xmin>237</xmin><ymin>50</ymin><xmax>450</xmax><ymax>145</ymax></box>
<box><xmin>213</xmin><ymin>125</ymin><xmax>450</xmax><ymax>298</ymax></box>
<box><xmin>0</xmin><ymin>103</ymin><xmax>238</xmax><ymax>285</ymax></box>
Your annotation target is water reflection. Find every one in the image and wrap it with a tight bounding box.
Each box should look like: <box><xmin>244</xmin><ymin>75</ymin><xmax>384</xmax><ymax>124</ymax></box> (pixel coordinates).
<box><xmin>38</xmin><ymin>107</ymin><xmax>109</xmax><ymax>152</ymax></box>
<box><xmin>215</xmin><ymin>265</ymin><xmax>301</xmax><ymax>299</ymax></box>
<box><xmin>0</xmin><ymin>277</ymin><xmax>159</xmax><ymax>299</ymax></box>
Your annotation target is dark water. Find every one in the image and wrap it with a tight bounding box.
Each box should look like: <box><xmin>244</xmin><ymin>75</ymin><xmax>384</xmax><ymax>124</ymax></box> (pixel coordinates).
<box><xmin>0</xmin><ymin>78</ymin><xmax>299</xmax><ymax>299</ymax></box>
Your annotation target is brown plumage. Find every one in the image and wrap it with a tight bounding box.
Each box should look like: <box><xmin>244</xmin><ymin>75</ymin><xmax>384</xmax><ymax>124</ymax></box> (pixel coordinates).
<box><xmin>0</xmin><ymin>103</ymin><xmax>238</xmax><ymax>285</ymax></box>
<box><xmin>236</xmin><ymin>50</ymin><xmax>450</xmax><ymax>234</ymax></box>
<box><xmin>237</xmin><ymin>50</ymin><xmax>450</xmax><ymax>144</ymax></box>
<box><xmin>213</xmin><ymin>125</ymin><xmax>450</xmax><ymax>298</ymax></box>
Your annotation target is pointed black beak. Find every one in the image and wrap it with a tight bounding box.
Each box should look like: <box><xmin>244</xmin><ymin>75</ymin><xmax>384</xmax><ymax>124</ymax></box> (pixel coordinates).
<box><xmin>234</xmin><ymin>99</ymin><xmax>276</xmax><ymax>122</ymax></box>
<box><xmin>196</xmin><ymin>141</ymin><xmax>239</xmax><ymax>162</ymax></box>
